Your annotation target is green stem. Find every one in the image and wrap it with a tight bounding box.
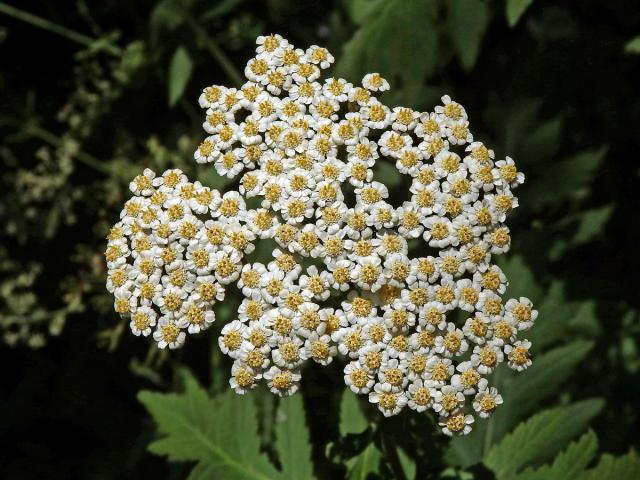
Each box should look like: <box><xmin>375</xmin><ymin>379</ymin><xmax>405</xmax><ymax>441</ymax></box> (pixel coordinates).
<box><xmin>185</xmin><ymin>14</ymin><xmax>244</xmax><ymax>86</ymax></box>
<box><xmin>482</xmin><ymin>366</ymin><xmax>501</xmax><ymax>456</ymax></box>
<box><xmin>1</xmin><ymin>114</ymin><xmax>113</xmax><ymax>175</ymax></box>
<box><xmin>28</xmin><ymin>125</ymin><xmax>113</xmax><ymax>175</ymax></box>
<box><xmin>0</xmin><ymin>2</ymin><xmax>121</xmax><ymax>56</ymax></box>
<box><xmin>382</xmin><ymin>431</ymin><xmax>407</xmax><ymax>480</ymax></box>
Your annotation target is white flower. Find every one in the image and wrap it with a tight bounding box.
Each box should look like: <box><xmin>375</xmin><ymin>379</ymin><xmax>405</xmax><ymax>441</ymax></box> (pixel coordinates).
<box><xmin>505</xmin><ymin>339</ymin><xmax>532</xmax><ymax>371</ymax></box>
<box><xmin>473</xmin><ymin>387</ymin><xmax>503</xmax><ymax>418</ymax></box>
<box><xmin>180</xmin><ymin>300</ymin><xmax>215</xmax><ymax>334</ymax></box>
<box><xmin>377</xmin><ymin>358</ymin><xmax>409</xmax><ymax>389</ymax></box>
<box><xmin>362</xmin><ymin>73</ymin><xmax>389</xmax><ymax>92</ymax></box>
<box><xmin>298</xmin><ymin>266</ymin><xmax>331</xmax><ymax>301</ymax></box>
<box><xmin>211</xmin><ymin>247</ymin><xmax>242</xmax><ymax>285</ymax></box>
<box><xmin>129</xmin><ymin>168</ymin><xmax>156</xmax><ymax>196</ymax></box>
<box><xmin>229</xmin><ymin>362</ymin><xmax>261</xmax><ymax>394</ymax></box>
<box><xmin>344</xmin><ymin>361</ymin><xmax>375</xmax><ymax>394</ymax></box>
<box><xmin>471</xmin><ymin>344</ymin><xmax>503</xmax><ymax>375</ymax></box>
<box><xmin>451</xmin><ymin>361</ymin><xmax>486</xmax><ymax>395</ymax></box>
<box><xmin>238</xmin><ymin>292</ymin><xmax>268</xmax><ymax>323</ymax></box>
<box><xmin>494</xmin><ymin>157</ymin><xmax>524</xmax><ymax>188</ymax></box>
<box><xmin>219</xmin><ymin>320</ymin><xmax>247</xmax><ymax>358</ymax></box>
<box><xmin>407</xmin><ymin>380</ymin><xmax>436</xmax><ymax>412</ymax></box>
<box><xmin>439</xmin><ymin>411</ymin><xmax>474</xmax><ymax>436</ymax></box>
<box><xmin>305</xmin><ymin>332</ymin><xmax>337</xmax><ymax>365</ymax></box>
<box><xmin>153</xmin><ymin>317</ymin><xmax>186</xmax><ymax>349</ymax></box>
<box><xmin>263</xmin><ymin>366</ymin><xmax>301</xmax><ymax>396</ymax></box>
<box><xmin>306</xmin><ymin>45</ymin><xmax>334</xmax><ymax>69</ymax></box>
<box><xmin>272</xmin><ymin>336</ymin><xmax>306</xmax><ymax>369</ymax></box>
<box><xmin>462</xmin><ymin>313</ymin><xmax>492</xmax><ymax>344</ymax></box>
<box><xmin>391</xmin><ymin>107</ymin><xmax>419</xmax><ymax>132</ymax></box>
<box><xmin>369</xmin><ymin>382</ymin><xmax>407</xmax><ymax>417</ymax></box>
<box><xmin>505</xmin><ymin>297</ymin><xmax>538</xmax><ymax>330</ymax></box>
<box><xmin>238</xmin><ymin>263</ymin><xmax>267</xmax><ymax>297</ymax></box>
<box><xmin>129</xmin><ymin>305</ymin><xmax>157</xmax><ymax>336</ymax></box>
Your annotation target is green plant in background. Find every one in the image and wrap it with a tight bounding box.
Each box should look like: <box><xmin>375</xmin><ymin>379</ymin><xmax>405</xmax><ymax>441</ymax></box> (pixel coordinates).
<box><xmin>1</xmin><ymin>0</ymin><xmax>639</xmax><ymax>479</ymax></box>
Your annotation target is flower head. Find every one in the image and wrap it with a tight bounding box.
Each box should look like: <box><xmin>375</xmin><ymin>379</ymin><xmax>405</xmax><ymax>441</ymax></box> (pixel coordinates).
<box><xmin>106</xmin><ymin>34</ymin><xmax>537</xmax><ymax>436</ymax></box>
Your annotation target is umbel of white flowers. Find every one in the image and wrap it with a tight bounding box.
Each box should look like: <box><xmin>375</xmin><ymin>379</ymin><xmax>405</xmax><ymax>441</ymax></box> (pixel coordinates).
<box><xmin>105</xmin><ymin>34</ymin><xmax>537</xmax><ymax>436</ymax></box>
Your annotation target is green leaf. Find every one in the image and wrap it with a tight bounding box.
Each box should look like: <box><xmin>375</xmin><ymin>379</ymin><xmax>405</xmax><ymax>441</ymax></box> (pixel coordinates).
<box><xmin>579</xmin><ymin>450</ymin><xmax>640</xmax><ymax>480</ymax></box>
<box><xmin>447</xmin><ymin>340</ymin><xmax>594</xmax><ymax>467</ymax></box>
<box><xmin>495</xmin><ymin>341</ymin><xmax>595</xmax><ymax>432</ymax></box>
<box><xmin>624</xmin><ymin>36</ymin><xmax>640</xmax><ymax>54</ymax></box>
<box><xmin>498</xmin><ymin>254</ymin><xmax>543</xmax><ymax>302</ymax></box>
<box><xmin>168</xmin><ymin>46</ymin><xmax>194</xmax><ymax>107</ymax></box>
<box><xmin>340</xmin><ymin>390</ymin><xmax>368</xmax><ymax>435</ymax></box>
<box><xmin>524</xmin><ymin>147</ymin><xmax>607</xmax><ymax>211</ymax></box>
<box><xmin>549</xmin><ymin>205</ymin><xmax>614</xmax><ymax>261</ymax></box>
<box><xmin>187</xmin><ymin>463</ymin><xmax>218</xmax><ymax>480</ymax></box>
<box><xmin>513</xmin><ymin>430</ymin><xmax>598</xmax><ymax>480</ymax></box>
<box><xmin>202</xmin><ymin>0</ymin><xmax>245</xmax><ymax>20</ymax></box>
<box><xmin>338</xmin><ymin>390</ymin><xmax>380</xmax><ymax>479</ymax></box>
<box><xmin>348</xmin><ymin>444</ymin><xmax>382</xmax><ymax>480</ymax></box>
<box><xmin>346</xmin><ymin>0</ymin><xmax>382</xmax><ymax>25</ymax></box>
<box><xmin>138</xmin><ymin>372</ymin><xmax>280</xmax><ymax>480</ymax></box>
<box><xmin>275</xmin><ymin>395</ymin><xmax>313</xmax><ymax>480</ymax></box>
<box><xmin>524</xmin><ymin>281</ymin><xmax>576</xmax><ymax>348</ymax></box>
<box><xmin>150</xmin><ymin>0</ymin><xmax>186</xmax><ymax>32</ymax></box>
<box><xmin>335</xmin><ymin>0</ymin><xmax>439</xmax><ymax>105</ymax></box>
<box><xmin>484</xmin><ymin>399</ymin><xmax>604</xmax><ymax>479</ymax></box>
<box><xmin>506</xmin><ymin>0</ymin><xmax>534</xmax><ymax>27</ymax></box>
<box><xmin>398</xmin><ymin>447</ymin><xmax>416</xmax><ymax>480</ymax></box>
<box><xmin>447</xmin><ymin>0</ymin><xmax>491</xmax><ymax>70</ymax></box>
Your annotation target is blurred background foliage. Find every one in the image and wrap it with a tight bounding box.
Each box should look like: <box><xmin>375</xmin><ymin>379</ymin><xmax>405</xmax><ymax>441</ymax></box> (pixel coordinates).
<box><xmin>1</xmin><ymin>0</ymin><xmax>639</xmax><ymax>478</ymax></box>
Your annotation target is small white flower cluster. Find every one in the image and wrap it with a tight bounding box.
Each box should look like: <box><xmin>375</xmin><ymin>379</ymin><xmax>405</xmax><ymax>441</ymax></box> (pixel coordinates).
<box><xmin>106</xmin><ymin>168</ymin><xmax>250</xmax><ymax>348</ymax></box>
<box><xmin>106</xmin><ymin>34</ymin><xmax>537</xmax><ymax>436</ymax></box>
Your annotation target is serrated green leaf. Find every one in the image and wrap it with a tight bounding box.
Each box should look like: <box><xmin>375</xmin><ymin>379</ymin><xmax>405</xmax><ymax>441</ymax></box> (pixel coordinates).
<box><xmin>484</xmin><ymin>399</ymin><xmax>604</xmax><ymax>478</ymax></box>
<box><xmin>334</xmin><ymin>0</ymin><xmax>438</xmax><ymax>105</ymax></box>
<box><xmin>549</xmin><ymin>205</ymin><xmax>614</xmax><ymax>261</ymax></box>
<box><xmin>523</xmin><ymin>281</ymin><xmax>574</xmax><ymax>348</ymax></box>
<box><xmin>495</xmin><ymin>340</ymin><xmax>595</xmax><ymax>432</ymax></box>
<box><xmin>486</xmin><ymin>99</ymin><xmax>564</xmax><ymax>171</ymax></box>
<box><xmin>447</xmin><ymin>340</ymin><xmax>594</xmax><ymax>467</ymax></box>
<box><xmin>497</xmin><ymin>254</ymin><xmax>543</xmax><ymax>301</ymax></box>
<box><xmin>187</xmin><ymin>463</ymin><xmax>218</xmax><ymax>480</ymax></box>
<box><xmin>275</xmin><ymin>395</ymin><xmax>313</xmax><ymax>480</ymax></box>
<box><xmin>513</xmin><ymin>430</ymin><xmax>598</xmax><ymax>480</ymax></box>
<box><xmin>348</xmin><ymin>444</ymin><xmax>382</xmax><ymax>480</ymax></box>
<box><xmin>524</xmin><ymin>147</ymin><xmax>607</xmax><ymax>211</ymax></box>
<box><xmin>340</xmin><ymin>390</ymin><xmax>368</xmax><ymax>435</ymax></box>
<box><xmin>398</xmin><ymin>447</ymin><xmax>416</xmax><ymax>480</ymax></box>
<box><xmin>506</xmin><ymin>0</ymin><xmax>534</xmax><ymax>27</ymax></box>
<box><xmin>447</xmin><ymin>0</ymin><xmax>491</xmax><ymax>70</ymax></box>
<box><xmin>168</xmin><ymin>46</ymin><xmax>193</xmax><ymax>107</ymax></box>
<box><xmin>138</xmin><ymin>372</ymin><xmax>280</xmax><ymax>480</ymax></box>
<box><xmin>624</xmin><ymin>36</ymin><xmax>640</xmax><ymax>54</ymax></box>
<box><xmin>579</xmin><ymin>449</ymin><xmax>640</xmax><ymax>480</ymax></box>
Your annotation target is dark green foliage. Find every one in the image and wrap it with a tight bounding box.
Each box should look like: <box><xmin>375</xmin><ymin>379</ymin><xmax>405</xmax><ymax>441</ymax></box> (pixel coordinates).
<box><xmin>1</xmin><ymin>0</ymin><xmax>640</xmax><ymax>479</ymax></box>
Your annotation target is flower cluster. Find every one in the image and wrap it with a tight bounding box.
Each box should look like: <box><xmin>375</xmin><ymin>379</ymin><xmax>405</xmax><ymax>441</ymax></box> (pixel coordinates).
<box><xmin>105</xmin><ymin>169</ymin><xmax>247</xmax><ymax>348</ymax></box>
<box><xmin>106</xmin><ymin>34</ymin><xmax>537</xmax><ymax>436</ymax></box>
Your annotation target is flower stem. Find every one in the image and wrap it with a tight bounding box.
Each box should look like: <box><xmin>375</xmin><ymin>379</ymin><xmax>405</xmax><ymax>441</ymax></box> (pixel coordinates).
<box><xmin>0</xmin><ymin>114</ymin><xmax>113</xmax><ymax>176</ymax></box>
<box><xmin>0</xmin><ymin>2</ymin><xmax>121</xmax><ymax>56</ymax></box>
<box><xmin>382</xmin><ymin>430</ymin><xmax>407</xmax><ymax>480</ymax></box>
<box><xmin>185</xmin><ymin>14</ymin><xmax>244</xmax><ymax>86</ymax></box>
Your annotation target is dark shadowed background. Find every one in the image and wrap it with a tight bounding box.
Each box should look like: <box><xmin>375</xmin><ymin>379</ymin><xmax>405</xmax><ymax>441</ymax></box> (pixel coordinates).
<box><xmin>1</xmin><ymin>0</ymin><xmax>639</xmax><ymax>479</ymax></box>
